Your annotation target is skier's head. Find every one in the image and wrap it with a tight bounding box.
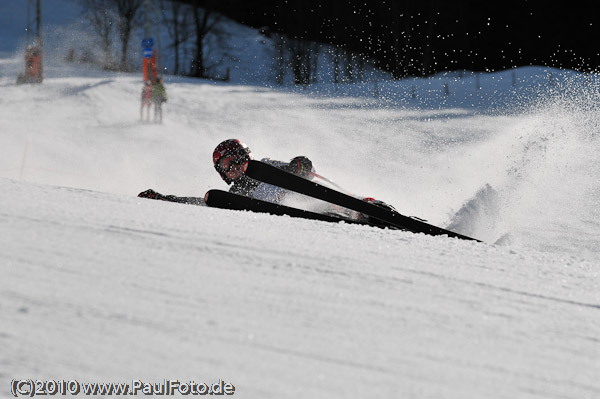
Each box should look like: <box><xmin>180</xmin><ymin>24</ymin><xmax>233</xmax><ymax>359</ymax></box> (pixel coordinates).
<box><xmin>213</xmin><ymin>139</ymin><xmax>252</xmax><ymax>184</ymax></box>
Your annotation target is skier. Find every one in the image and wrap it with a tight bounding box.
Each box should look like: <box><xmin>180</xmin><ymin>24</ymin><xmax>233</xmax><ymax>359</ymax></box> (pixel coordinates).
<box><xmin>152</xmin><ymin>77</ymin><xmax>167</xmax><ymax>123</ymax></box>
<box><xmin>137</xmin><ymin>139</ymin><xmax>314</xmax><ymax>205</ymax></box>
<box><xmin>140</xmin><ymin>80</ymin><xmax>153</xmax><ymax>122</ymax></box>
<box><xmin>137</xmin><ymin>140</ymin><xmax>475</xmax><ymax>236</ymax></box>
<box><xmin>211</xmin><ymin>139</ymin><xmax>314</xmax><ymax>202</ymax></box>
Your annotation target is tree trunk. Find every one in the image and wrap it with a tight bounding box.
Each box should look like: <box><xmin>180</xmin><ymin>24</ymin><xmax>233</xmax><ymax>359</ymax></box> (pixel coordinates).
<box><xmin>114</xmin><ymin>0</ymin><xmax>143</xmax><ymax>72</ymax></box>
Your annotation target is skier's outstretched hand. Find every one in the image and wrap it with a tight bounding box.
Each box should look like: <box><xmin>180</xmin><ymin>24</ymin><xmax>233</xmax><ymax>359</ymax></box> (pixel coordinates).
<box><xmin>138</xmin><ymin>189</ymin><xmax>163</xmax><ymax>200</ymax></box>
<box><xmin>289</xmin><ymin>156</ymin><xmax>313</xmax><ymax>179</ymax></box>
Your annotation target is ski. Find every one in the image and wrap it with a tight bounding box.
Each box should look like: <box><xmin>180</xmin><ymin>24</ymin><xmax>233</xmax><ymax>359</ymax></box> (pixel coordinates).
<box><xmin>204</xmin><ymin>189</ymin><xmax>370</xmax><ymax>226</ymax></box>
<box><xmin>244</xmin><ymin>160</ymin><xmax>480</xmax><ymax>241</ymax></box>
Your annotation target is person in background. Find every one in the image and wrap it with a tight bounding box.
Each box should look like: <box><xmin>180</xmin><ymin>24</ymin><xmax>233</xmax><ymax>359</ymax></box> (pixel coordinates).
<box><xmin>140</xmin><ymin>80</ymin><xmax>153</xmax><ymax>122</ymax></box>
<box><xmin>152</xmin><ymin>77</ymin><xmax>168</xmax><ymax>123</ymax></box>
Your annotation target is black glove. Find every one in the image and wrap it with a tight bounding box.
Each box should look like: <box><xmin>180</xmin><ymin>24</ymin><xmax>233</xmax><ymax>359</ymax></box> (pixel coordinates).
<box><xmin>138</xmin><ymin>189</ymin><xmax>163</xmax><ymax>200</ymax></box>
<box><xmin>289</xmin><ymin>156</ymin><xmax>313</xmax><ymax>178</ymax></box>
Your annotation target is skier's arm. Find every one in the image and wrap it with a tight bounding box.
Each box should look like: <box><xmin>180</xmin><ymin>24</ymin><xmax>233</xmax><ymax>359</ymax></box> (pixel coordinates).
<box><xmin>138</xmin><ymin>189</ymin><xmax>205</xmax><ymax>206</ymax></box>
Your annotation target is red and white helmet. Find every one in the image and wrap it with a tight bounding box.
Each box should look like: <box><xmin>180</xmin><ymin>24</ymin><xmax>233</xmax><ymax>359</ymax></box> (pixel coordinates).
<box><xmin>212</xmin><ymin>139</ymin><xmax>252</xmax><ymax>183</ymax></box>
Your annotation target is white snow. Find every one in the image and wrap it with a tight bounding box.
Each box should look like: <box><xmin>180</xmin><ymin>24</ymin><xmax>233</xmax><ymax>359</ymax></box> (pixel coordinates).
<box><xmin>1</xmin><ymin>2</ymin><xmax>600</xmax><ymax>398</ymax></box>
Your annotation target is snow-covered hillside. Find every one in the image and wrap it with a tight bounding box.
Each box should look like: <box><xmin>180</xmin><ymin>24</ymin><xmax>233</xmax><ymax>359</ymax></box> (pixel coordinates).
<box><xmin>3</xmin><ymin>174</ymin><xmax>599</xmax><ymax>399</ymax></box>
<box><xmin>2</xmin><ymin>2</ymin><xmax>600</xmax><ymax>398</ymax></box>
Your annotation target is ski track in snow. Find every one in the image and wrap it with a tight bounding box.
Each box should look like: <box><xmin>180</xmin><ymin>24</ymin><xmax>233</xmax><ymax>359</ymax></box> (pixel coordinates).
<box><xmin>2</xmin><ymin>7</ymin><xmax>600</xmax><ymax>397</ymax></box>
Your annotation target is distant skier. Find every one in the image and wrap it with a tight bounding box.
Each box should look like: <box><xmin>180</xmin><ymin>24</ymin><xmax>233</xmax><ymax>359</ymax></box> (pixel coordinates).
<box><xmin>137</xmin><ymin>139</ymin><xmax>314</xmax><ymax>205</ymax></box>
<box><xmin>140</xmin><ymin>80</ymin><xmax>153</xmax><ymax>122</ymax></box>
<box><xmin>152</xmin><ymin>77</ymin><xmax>167</xmax><ymax>123</ymax></box>
<box><xmin>17</xmin><ymin>44</ymin><xmax>43</xmax><ymax>84</ymax></box>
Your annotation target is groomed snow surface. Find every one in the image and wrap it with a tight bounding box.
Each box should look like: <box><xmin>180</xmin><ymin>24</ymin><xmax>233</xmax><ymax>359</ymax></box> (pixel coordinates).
<box><xmin>2</xmin><ymin>10</ymin><xmax>600</xmax><ymax>399</ymax></box>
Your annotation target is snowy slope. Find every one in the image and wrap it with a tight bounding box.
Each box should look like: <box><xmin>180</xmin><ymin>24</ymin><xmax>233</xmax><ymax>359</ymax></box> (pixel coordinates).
<box><xmin>3</xmin><ymin>177</ymin><xmax>600</xmax><ymax>398</ymax></box>
<box><xmin>2</xmin><ymin>2</ymin><xmax>600</xmax><ymax>399</ymax></box>
<box><xmin>2</xmin><ymin>54</ymin><xmax>599</xmax><ymax>256</ymax></box>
